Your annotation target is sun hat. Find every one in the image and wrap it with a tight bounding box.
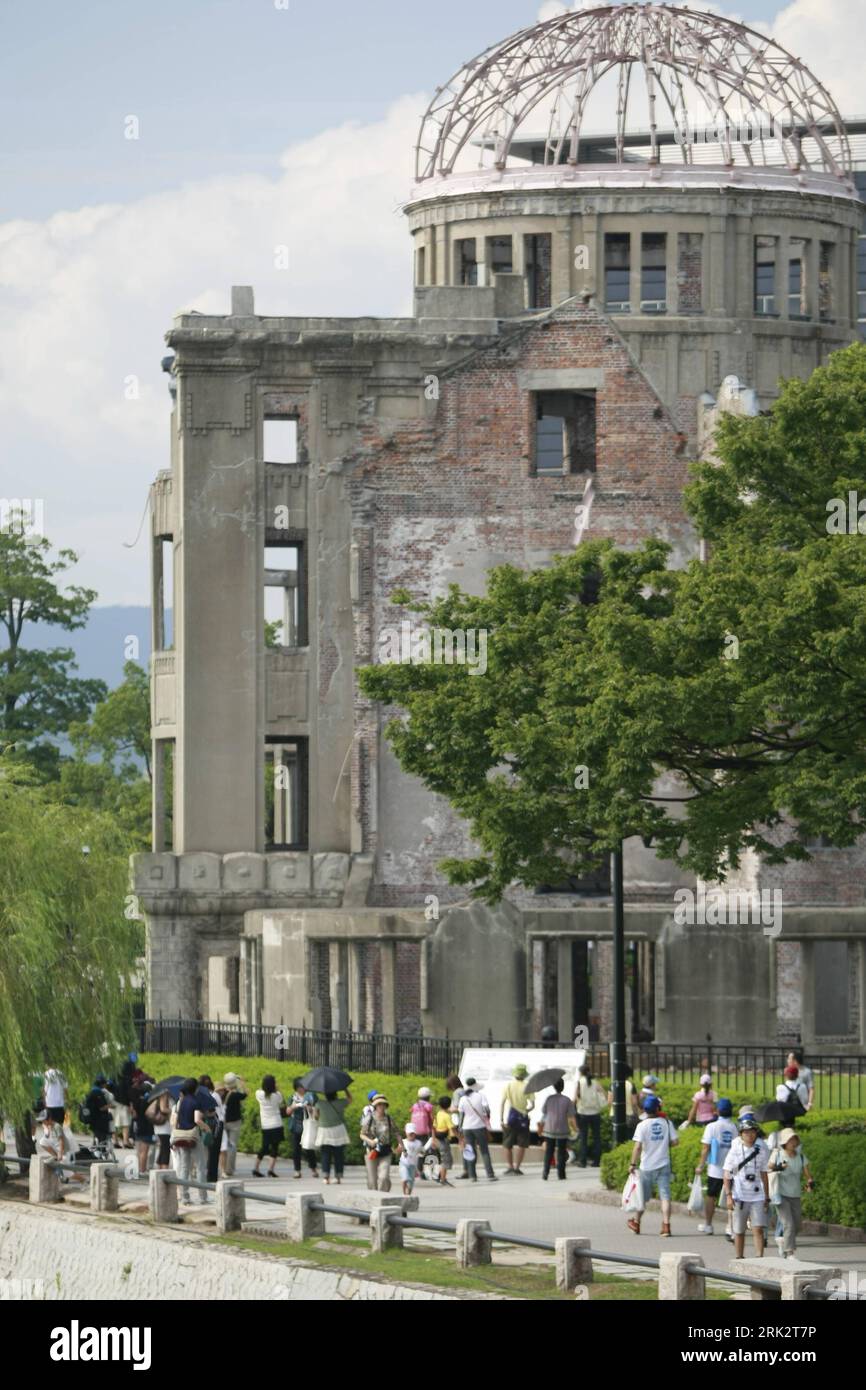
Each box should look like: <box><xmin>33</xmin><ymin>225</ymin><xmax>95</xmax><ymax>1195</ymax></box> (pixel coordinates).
<box><xmin>699</xmin><ymin>1073</ymin><xmax>712</xmax><ymax>1085</ymax></box>
<box><xmin>512</xmin><ymin>1063</ymin><xmax>528</xmax><ymax>1079</ymax></box>
<box><xmin>371</xmin><ymin>1094</ymin><xmax>389</xmax><ymax>1107</ymax></box>
<box><xmin>405</xmin><ymin>1123</ymin><xmax>416</xmax><ymax>1134</ymax></box>
<box><xmin>777</xmin><ymin>1128</ymin><xmax>799</xmax><ymax>1148</ymax></box>
<box><xmin>35</xmin><ymin>1110</ymin><xmax>49</xmax><ymax>1123</ymax></box>
<box><xmin>223</xmin><ymin>1072</ymin><xmax>239</xmax><ymax>1086</ymax></box>
<box><xmin>642</xmin><ymin>1074</ymin><xmax>660</xmax><ymax>1088</ymax></box>
<box><xmin>418</xmin><ymin>1087</ymin><xmax>432</xmax><ymax>1099</ymax></box>
<box><xmin>717</xmin><ymin>1098</ymin><xmax>733</xmax><ymax>1117</ymax></box>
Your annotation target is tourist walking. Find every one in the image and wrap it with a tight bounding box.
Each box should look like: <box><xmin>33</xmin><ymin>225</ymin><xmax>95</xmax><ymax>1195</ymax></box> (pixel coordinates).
<box><xmin>458</xmin><ymin>1079</ymin><xmax>498</xmax><ymax>1182</ymax></box>
<box><xmin>131</xmin><ymin>1083</ymin><xmax>155</xmax><ymax>1177</ymax></box>
<box><xmin>288</xmin><ymin>1079</ymin><xmax>319</xmax><ymax>1180</ymax></box>
<box><xmin>361</xmin><ymin>1095</ymin><xmax>397</xmax><ymax>1191</ymax></box>
<box><xmin>638</xmin><ymin>1074</ymin><xmax>663</xmax><ymax>1110</ymax></box>
<box><xmin>500</xmin><ymin>1063</ymin><xmax>533</xmax><ymax>1175</ymax></box>
<box><xmin>202</xmin><ymin>1076</ymin><xmax>224</xmax><ymax>1183</ymax></box>
<box><xmin>694</xmin><ymin>1097</ymin><xmax>737</xmax><ymax>1235</ymax></box>
<box><xmin>251</xmin><ymin>1075</ymin><xmax>285</xmax><ymax>1178</ymax></box>
<box><xmin>627</xmin><ymin>1096</ymin><xmax>679</xmax><ymax>1237</ymax></box>
<box><xmin>111</xmin><ymin>1057</ymin><xmax>135</xmax><ymax>1149</ymax></box>
<box><xmin>574</xmin><ymin>1065</ymin><xmax>606</xmax><ymax>1167</ymax></box>
<box><xmin>219</xmin><ymin>1073</ymin><xmax>246</xmax><ymax>1177</ymax></box>
<box><xmin>147</xmin><ymin>1089</ymin><xmax>173</xmax><ymax>1169</ymax></box>
<box><xmin>686</xmin><ymin>1074</ymin><xmax>718</xmax><ymax>1127</ymax></box>
<box><xmin>446</xmin><ymin>1073</ymin><xmax>470</xmax><ymax>1180</ymax></box>
<box><xmin>432</xmin><ymin>1095</ymin><xmax>455</xmax><ymax>1187</ymax></box>
<box><xmin>776</xmin><ymin>1066</ymin><xmax>809</xmax><ymax>1121</ymax></box>
<box><xmin>399</xmin><ymin>1124</ymin><xmax>423</xmax><ymax>1196</ymax></box>
<box><xmin>787</xmin><ymin>1051</ymin><xmax>815</xmax><ymax>1110</ymax></box>
<box><xmin>410</xmin><ymin>1088</ymin><xmax>435</xmax><ymax>1180</ymax></box>
<box><xmin>768</xmin><ymin>1128</ymin><xmax>813</xmax><ymax>1258</ymax></box>
<box><xmin>84</xmin><ymin>1075</ymin><xmax>113</xmax><ymax>1150</ymax></box>
<box><xmin>723</xmin><ymin>1117</ymin><xmax>770</xmax><ymax>1259</ymax></box>
<box><xmin>314</xmin><ymin>1089</ymin><xmax>351</xmax><ymax>1185</ymax></box>
<box><xmin>170</xmin><ymin>1078</ymin><xmax>211</xmax><ymax>1205</ymax></box>
<box><xmin>43</xmin><ymin>1067</ymin><xmax>68</xmax><ymax>1124</ymax></box>
<box><xmin>360</xmin><ymin>1089</ymin><xmax>380</xmax><ymax>1189</ymax></box>
<box><xmin>538</xmin><ymin>1078</ymin><xmax>576</xmax><ymax>1181</ymax></box>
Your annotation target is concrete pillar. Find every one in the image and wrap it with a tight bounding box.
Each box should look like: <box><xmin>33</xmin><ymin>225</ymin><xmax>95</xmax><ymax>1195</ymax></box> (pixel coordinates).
<box><xmin>582</xmin><ymin>212</ymin><xmax>599</xmax><ymax>301</ymax></box>
<box><xmin>149</xmin><ymin>1168</ymin><xmax>179</xmax><ymax>1224</ymax></box>
<box><xmin>777</xmin><ymin>233</ymin><xmax>790</xmax><ymax>320</ymax></box>
<box><xmin>329</xmin><ymin>941</ymin><xmax>349</xmax><ymax>1031</ymax></box>
<box><xmin>380</xmin><ymin>940</ymin><xmax>397</xmax><ymax>1034</ymax></box>
<box><xmin>285</xmin><ymin>1192</ymin><xmax>324</xmax><ymax>1242</ymax></box>
<box><xmin>659</xmin><ymin>1251</ymin><xmax>706</xmax><ymax>1300</ymax></box>
<box><xmin>800</xmin><ymin>939</ymin><xmax>815</xmax><ymax>1046</ymax></box>
<box><xmin>370</xmin><ymin>1206</ymin><xmax>403</xmax><ymax>1252</ymax></box>
<box><xmin>628</xmin><ymin>231</ymin><xmax>641</xmax><ymax>313</ymax></box>
<box><xmin>29</xmin><ymin>1156</ymin><xmax>62</xmax><ymax>1205</ymax></box>
<box><xmin>89</xmin><ymin>1162</ymin><xmax>120</xmax><ymax>1213</ymax></box>
<box><xmin>555</xmin><ymin>1237</ymin><xmax>593</xmax><ymax>1292</ymax></box>
<box><xmin>736</xmin><ymin>1256</ymin><xmax>841</xmax><ymax>1301</ymax></box>
<box><xmin>551</xmin><ymin>218</ymin><xmax>571</xmax><ymax>305</ymax></box>
<box><xmin>349</xmin><ymin>939</ymin><xmax>365</xmax><ymax>1032</ymax></box>
<box><xmin>735</xmin><ymin>222</ymin><xmax>753</xmax><ymax>319</ymax></box>
<box><xmin>456</xmin><ymin>1219</ymin><xmax>492</xmax><ymax>1268</ymax></box>
<box><xmin>859</xmin><ymin>940</ymin><xmax>866</xmax><ymax>1049</ymax></box>
<box><xmin>152</xmin><ymin>739</ymin><xmax>166</xmax><ymax>852</ymax></box>
<box><xmin>215</xmin><ymin>1179</ymin><xmax>246</xmax><ymax>1234</ymax></box>
<box><xmin>557</xmin><ymin>937</ymin><xmax>574</xmax><ymax>1042</ymax></box>
<box><xmin>531</xmin><ymin>938</ymin><xmax>546</xmax><ymax>1036</ymax></box>
<box><xmin>807</xmin><ymin>237</ymin><xmax>820</xmax><ymax>322</ymax></box>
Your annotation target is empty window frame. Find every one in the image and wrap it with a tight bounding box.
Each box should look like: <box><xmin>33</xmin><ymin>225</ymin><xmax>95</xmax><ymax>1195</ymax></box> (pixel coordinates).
<box><xmin>640</xmin><ymin>232</ymin><xmax>667</xmax><ymax>312</ymax></box>
<box><xmin>525</xmin><ymin>234</ymin><xmax>552</xmax><ymax>308</ymax></box>
<box><xmin>754</xmin><ymin>236</ymin><xmax>777</xmax><ymax>315</ymax></box>
<box><xmin>455</xmin><ymin>238</ymin><xmax>478</xmax><ymax>286</ymax></box>
<box><xmin>819</xmin><ymin>241</ymin><xmax>834</xmax><ymax>321</ymax></box>
<box><xmin>154</xmin><ymin>537</ymin><xmax>174</xmax><ymax>650</ymax></box>
<box><xmin>534</xmin><ymin>391</ymin><xmax>596</xmax><ymax>476</ymax></box>
<box><xmin>604</xmin><ymin>233</ymin><xmax>630</xmax><ymax>312</ymax></box>
<box><xmin>263</xmin><ymin>417</ymin><xmax>298</xmax><ymax>464</ymax></box>
<box><xmin>265</xmin><ymin>542</ymin><xmax>307</xmax><ymax>647</ymax></box>
<box><xmin>265</xmin><ymin>737</ymin><xmax>308</xmax><ymax>850</ymax></box>
<box><xmin>788</xmin><ymin>237</ymin><xmax>808</xmax><ymax>318</ymax></box>
<box><xmin>416</xmin><ymin>246</ymin><xmax>426</xmax><ymax>286</ymax></box>
<box><xmin>487</xmin><ymin>235</ymin><xmax>513</xmax><ymax>275</ymax></box>
<box><xmin>677</xmin><ymin>232</ymin><xmax>703</xmax><ymax>313</ymax></box>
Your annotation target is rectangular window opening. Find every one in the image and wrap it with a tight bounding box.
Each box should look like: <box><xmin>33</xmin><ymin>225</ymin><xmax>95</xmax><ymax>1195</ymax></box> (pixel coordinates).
<box><xmin>534</xmin><ymin>391</ymin><xmax>596</xmax><ymax>476</ymax></box>
<box><xmin>265</xmin><ymin>736</ymin><xmax>309</xmax><ymax>851</ymax></box>
<box><xmin>604</xmin><ymin>233</ymin><xmax>630</xmax><ymax>312</ymax></box>
<box><xmin>487</xmin><ymin>235</ymin><xmax>513</xmax><ymax>276</ymax></box>
<box><xmin>455</xmin><ymin>238</ymin><xmax>478</xmax><ymax>286</ymax></box>
<box><xmin>640</xmin><ymin>232</ymin><xmax>667</xmax><ymax>312</ymax></box>
<box><xmin>265</xmin><ymin>541</ymin><xmax>307</xmax><ymax>648</ymax></box>
<box><xmin>263</xmin><ymin>417</ymin><xmax>298</xmax><ymax>465</ymax></box>
<box><xmin>157</xmin><ymin>537</ymin><xmax>173</xmax><ymax>650</ymax></box>
<box><xmin>754</xmin><ymin>235</ymin><xmax>777</xmax><ymax>315</ymax></box>
<box><xmin>525</xmin><ymin>234</ymin><xmax>552</xmax><ymax>309</ymax></box>
<box><xmin>416</xmin><ymin>246</ymin><xmax>426</xmax><ymax>286</ymax></box>
<box><xmin>788</xmin><ymin>237</ymin><xmax>808</xmax><ymax>319</ymax></box>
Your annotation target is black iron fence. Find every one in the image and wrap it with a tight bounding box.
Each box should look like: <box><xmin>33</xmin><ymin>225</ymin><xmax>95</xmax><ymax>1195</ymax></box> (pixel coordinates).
<box><xmin>136</xmin><ymin>1019</ymin><xmax>866</xmax><ymax>1105</ymax></box>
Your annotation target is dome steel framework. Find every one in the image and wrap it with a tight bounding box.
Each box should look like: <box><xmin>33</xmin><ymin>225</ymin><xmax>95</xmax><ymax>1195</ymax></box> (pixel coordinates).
<box><xmin>415</xmin><ymin>4</ymin><xmax>850</xmax><ymax>182</ymax></box>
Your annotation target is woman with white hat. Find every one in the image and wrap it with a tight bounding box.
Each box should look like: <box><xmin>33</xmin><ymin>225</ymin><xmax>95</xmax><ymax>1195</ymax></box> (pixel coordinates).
<box><xmin>768</xmin><ymin>1129</ymin><xmax>814</xmax><ymax>1258</ymax></box>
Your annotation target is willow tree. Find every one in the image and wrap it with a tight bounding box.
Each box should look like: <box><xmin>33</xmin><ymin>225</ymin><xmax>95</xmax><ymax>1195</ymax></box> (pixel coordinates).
<box><xmin>0</xmin><ymin>760</ymin><xmax>138</xmax><ymax>1136</ymax></box>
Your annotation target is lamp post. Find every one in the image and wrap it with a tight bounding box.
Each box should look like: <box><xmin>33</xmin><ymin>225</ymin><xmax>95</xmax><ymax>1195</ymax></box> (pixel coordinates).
<box><xmin>610</xmin><ymin>842</ymin><xmax>627</xmax><ymax>1146</ymax></box>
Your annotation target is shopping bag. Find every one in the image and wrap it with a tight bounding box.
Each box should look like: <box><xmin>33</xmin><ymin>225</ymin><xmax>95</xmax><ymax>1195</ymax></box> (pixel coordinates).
<box><xmin>621</xmin><ymin>1173</ymin><xmax>645</xmax><ymax>1213</ymax></box>
<box><xmin>301</xmin><ymin>1118</ymin><xmax>318</xmax><ymax>1150</ymax></box>
<box><xmin>688</xmin><ymin>1174</ymin><xmax>705</xmax><ymax>1215</ymax></box>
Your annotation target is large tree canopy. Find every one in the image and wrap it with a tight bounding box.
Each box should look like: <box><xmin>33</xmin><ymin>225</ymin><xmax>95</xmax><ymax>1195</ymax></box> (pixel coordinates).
<box><xmin>359</xmin><ymin>343</ymin><xmax>866</xmax><ymax>900</ymax></box>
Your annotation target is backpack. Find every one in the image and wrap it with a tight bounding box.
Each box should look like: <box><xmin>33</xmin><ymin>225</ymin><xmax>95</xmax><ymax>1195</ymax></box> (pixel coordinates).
<box><xmin>782</xmin><ymin>1084</ymin><xmax>807</xmax><ymax>1120</ymax></box>
<box><xmin>411</xmin><ymin>1101</ymin><xmax>432</xmax><ymax>1132</ymax></box>
<box><xmin>78</xmin><ymin>1099</ymin><xmax>92</xmax><ymax>1127</ymax></box>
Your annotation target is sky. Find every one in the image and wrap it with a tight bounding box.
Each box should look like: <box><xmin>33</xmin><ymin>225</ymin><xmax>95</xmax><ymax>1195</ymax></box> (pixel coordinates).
<box><xmin>1</xmin><ymin>0</ymin><xmax>862</xmax><ymax>606</ymax></box>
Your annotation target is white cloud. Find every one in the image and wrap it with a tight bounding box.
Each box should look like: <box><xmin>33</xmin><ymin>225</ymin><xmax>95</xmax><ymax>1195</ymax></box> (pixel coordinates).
<box><xmin>0</xmin><ymin>97</ymin><xmax>421</xmax><ymax>604</ymax></box>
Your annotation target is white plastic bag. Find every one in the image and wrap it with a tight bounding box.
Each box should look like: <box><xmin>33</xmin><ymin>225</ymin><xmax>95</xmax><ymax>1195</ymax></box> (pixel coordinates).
<box><xmin>462</xmin><ymin>1143</ymin><xmax>475</xmax><ymax>1163</ymax></box>
<box><xmin>688</xmin><ymin>1174</ymin><xmax>704</xmax><ymax>1215</ymax></box>
<box><xmin>301</xmin><ymin>1118</ymin><xmax>318</xmax><ymax>1150</ymax></box>
<box><xmin>622</xmin><ymin>1173</ymin><xmax>645</xmax><ymax>1213</ymax></box>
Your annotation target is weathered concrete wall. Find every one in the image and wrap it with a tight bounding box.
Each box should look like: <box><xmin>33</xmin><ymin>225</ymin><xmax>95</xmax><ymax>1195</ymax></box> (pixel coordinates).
<box><xmin>0</xmin><ymin>1203</ymin><xmax>470</xmax><ymax>1302</ymax></box>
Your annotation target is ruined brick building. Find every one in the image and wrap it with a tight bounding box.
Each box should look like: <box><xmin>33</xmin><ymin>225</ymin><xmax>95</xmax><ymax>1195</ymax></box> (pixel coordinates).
<box><xmin>133</xmin><ymin>5</ymin><xmax>866</xmax><ymax>1050</ymax></box>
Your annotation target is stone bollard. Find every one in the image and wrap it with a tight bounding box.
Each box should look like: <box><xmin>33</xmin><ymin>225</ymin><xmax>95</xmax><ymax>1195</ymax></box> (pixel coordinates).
<box><xmin>456</xmin><ymin>1219</ymin><xmax>492</xmax><ymax>1268</ymax></box>
<box><xmin>29</xmin><ymin>1156</ymin><xmax>62</xmax><ymax>1205</ymax></box>
<box><xmin>149</xmin><ymin>1167</ymin><xmax>179</xmax><ymax>1224</ymax></box>
<box><xmin>285</xmin><ymin>1192</ymin><xmax>325</xmax><ymax>1243</ymax></box>
<box><xmin>215</xmin><ymin>1179</ymin><xmax>246</xmax><ymax>1234</ymax></box>
<box><xmin>736</xmin><ymin>1256</ymin><xmax>842</xmax><ymax>1301</ymax></box>
<box><xmin>370</xmin><ymin>1207</ymin><xmax>404</xmax><ymax>1252</ymax></box>
<box><xmin>555</xmin><ymin>1237</ymin><xmax>594</xmax><ymax>1292</ymax></box>
<box><xmin>659</xmin><ymin>1252</ymin><xmax>706</xmax><ymax>1300</ymax></box>
<box><xmin>90</xmin><ymin>1162</ymin><xmax>120</xmax><ymax>1213</ymax></box>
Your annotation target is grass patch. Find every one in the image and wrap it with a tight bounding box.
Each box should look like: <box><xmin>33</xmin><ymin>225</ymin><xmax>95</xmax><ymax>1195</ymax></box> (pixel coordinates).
<box><xmin>209</xmin><ymin>1231</ymin><xmax>730</xmax><ymax>1300</ymax></box>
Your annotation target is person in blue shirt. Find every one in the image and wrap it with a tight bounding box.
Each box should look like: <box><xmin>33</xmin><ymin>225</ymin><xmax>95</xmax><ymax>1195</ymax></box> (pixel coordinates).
<box><xmin>694</xmin><ymin>1097</ymin><xmax>738</xmax><ymax>1236</ymax></box>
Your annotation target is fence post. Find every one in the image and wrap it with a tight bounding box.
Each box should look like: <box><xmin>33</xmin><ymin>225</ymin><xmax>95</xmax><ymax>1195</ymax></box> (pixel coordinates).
<box><xmin>285</xmin><ymin>1192</ymin><xmax>325</xmax><ymax>1242</ymax></box>
<box><xmin>456</xmin><ymin>1219</ymin><xmax>492</xmax><ymax>1268</ymax></box>
<box><xmin>370</xmin><ymin>1208</ymin><xmax>404</xmax><ymax>1252</ymax></box>
<box><xmin>90</xmin><ymin>1162</ymin><xmax>120</xmax><ymax>1213</ymax></box>
<box><xmin>555</xmin><ymin>1237</ymin><xmax>593</xmax><ymax>1292</ymax></box>
<box><xmin>659</xmin><ymin>1252</ymin><xmax>706</xmax><ymax>1300</ymax></box>
<box><xmin>29</xmin><ymin>1156</ymin><xmax>62</xmax><ymax>1205</ymax></box>
<box><xmin>215</xmin><ymin>1180</ymin><xmax>246</xmax><ymax>1234</ymax></box>
<box><xmin>149</xmin><ymin>1169</ymin><xmax>179</xmax><ymax>1224</ymax></box>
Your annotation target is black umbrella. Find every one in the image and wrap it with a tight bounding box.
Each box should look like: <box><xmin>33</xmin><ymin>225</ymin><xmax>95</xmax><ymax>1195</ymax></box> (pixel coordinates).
<box><xmin>754</xmin><ymin>1100</ymin><xmax>793</xmax><ymax>1124</ymax></box>
<box><xmin>524</xmin><ymin>1067</ymin><xmax>565</xmax><ymax>1093</ymax></box>
<box><xmin>300</xmin><ymin>1066</ymin><xmax>353</xmax><ymax>1093</ymax></box>
<box><xmin>147</xmin><ymin>1076</ymin><xmax>216</xmax><ymax>1110</ymax></box>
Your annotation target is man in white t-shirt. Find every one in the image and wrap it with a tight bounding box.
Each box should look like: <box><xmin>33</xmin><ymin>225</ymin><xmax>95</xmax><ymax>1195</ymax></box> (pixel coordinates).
<box><xmin>723</xmin><ymin>1118</ymin><xmax>770</xmax><ymax>1259</ymax></box>
<box><xmin>43</xmin><ymin>1068</ymin><xmax>68</xmax><ymax>1124</ymax></box>
<box><xmin>627</xmin><ymin>1096</ymin><xmax>678</xmax><ymax>1237</ymax></box>
<box><xmin>694</xmin><ymin>1098</ymin><xmax>737</xmax><ymax>1235</ymax></box>
<box><xmin>787</xmin><ymin>1052</ymin><xmax>814</xmax><ymax>1109</ymax></box>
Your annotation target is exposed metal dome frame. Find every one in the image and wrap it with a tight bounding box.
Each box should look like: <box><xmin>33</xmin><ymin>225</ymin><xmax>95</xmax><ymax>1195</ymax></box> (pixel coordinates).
<box><xmin>415</xmin><ymin>4</ymin><xmax>851</xmax><ymax>182</ymax></box>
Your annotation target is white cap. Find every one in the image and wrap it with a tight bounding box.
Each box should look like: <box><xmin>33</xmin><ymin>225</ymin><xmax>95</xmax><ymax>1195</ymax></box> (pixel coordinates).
<box><xmin>405</xmin><ymin>1123</ymin><xmax>416</xmax><ymax>1135</ymax></box>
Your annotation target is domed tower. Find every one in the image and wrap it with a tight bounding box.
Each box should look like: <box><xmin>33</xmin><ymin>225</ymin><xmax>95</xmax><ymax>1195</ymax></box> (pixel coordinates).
<box><xmin>407</xmin><ymin>3</ymin><xmax>860</xmax><ymax>444</ymax></box>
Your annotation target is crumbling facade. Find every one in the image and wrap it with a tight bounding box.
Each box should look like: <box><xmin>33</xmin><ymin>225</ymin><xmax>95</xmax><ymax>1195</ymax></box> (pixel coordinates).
<box><xmin>133</xmin><ymin>5</ymin><xmax>866</xmax><ymax>1049</ymax></box>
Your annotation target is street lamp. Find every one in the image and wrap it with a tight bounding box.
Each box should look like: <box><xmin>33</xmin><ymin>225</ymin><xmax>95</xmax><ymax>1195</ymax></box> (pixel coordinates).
<box><xmin>609</xmin><ymin>843</ymin><xmax>627</xmax><ymax>1145</ymax></box>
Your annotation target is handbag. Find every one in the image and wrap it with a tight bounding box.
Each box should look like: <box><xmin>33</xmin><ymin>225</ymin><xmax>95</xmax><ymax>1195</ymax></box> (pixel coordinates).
<box><xmin>301</xmin><ymin>1117</ymin><xmax>318</xmax><ymax>1150</ymax></box>
<box><xmin>171</xmin><ymin>1128</ymin><xmax>198</xmax><ymax>1149</ymax></box>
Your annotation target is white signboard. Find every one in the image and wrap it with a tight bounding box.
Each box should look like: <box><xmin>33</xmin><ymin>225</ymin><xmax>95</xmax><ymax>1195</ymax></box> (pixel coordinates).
<box><xmin>456</xmin><ymin>1047</ymin><xmax>589</xmax><ymax>1133</ymax></box>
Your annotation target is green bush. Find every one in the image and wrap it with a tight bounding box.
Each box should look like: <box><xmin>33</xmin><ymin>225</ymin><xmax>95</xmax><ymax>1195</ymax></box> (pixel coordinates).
<box><xmin>600</xmin><ymin>1109</ymin><xmax>866</xmax><ymax>1229</ymax></box>
<box><xmin>140</xmin><ymin>1054</ymin><xmax>452</xmax><ymax>1165</ymax></box>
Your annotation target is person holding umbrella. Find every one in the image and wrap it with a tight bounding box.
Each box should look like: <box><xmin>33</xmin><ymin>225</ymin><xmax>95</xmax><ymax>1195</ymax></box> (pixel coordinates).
<box><xmin>297</xmin><ymin>1067</ymin><xmax>353</xmax><ymax>1185</ymax></box>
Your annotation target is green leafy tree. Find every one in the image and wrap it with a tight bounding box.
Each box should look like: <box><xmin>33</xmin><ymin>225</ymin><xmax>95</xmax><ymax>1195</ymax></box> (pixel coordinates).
<box><xmin>0</xmin><ymin>759</ymin><xmax>139</xmax><ymax>1129</ymax></box>
<box><xmin>358</xmin><ymin>343</ymin><xmax>866</xmax><ymax>898</ymax></box>
<box><xmin>0</xmin><ymin>526</ymin><xmax>106</xmax><ymax>778</ymax></box>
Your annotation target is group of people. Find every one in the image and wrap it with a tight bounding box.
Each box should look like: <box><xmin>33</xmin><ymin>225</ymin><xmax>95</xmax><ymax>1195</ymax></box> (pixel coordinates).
<box><xmin>625</xmin><ymin>1054</ymin><xmax>816</xmax><ymax>1259</ymax></box>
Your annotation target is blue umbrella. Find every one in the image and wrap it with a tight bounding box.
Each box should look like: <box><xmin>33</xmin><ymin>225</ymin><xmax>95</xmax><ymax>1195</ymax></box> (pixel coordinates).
<box><xmin>149</xmin><ymin>1077</ymin><xmax>216</xmax><ymax>1110</ymax></box>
